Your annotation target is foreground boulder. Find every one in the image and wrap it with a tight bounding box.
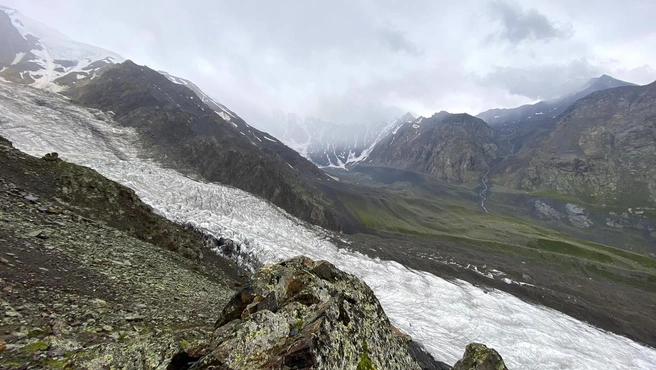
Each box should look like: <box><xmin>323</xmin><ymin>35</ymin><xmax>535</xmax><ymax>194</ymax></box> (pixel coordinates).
<box><xmin>171</xmin><ymin>256</ymin><xmax>422</xmax><ymax>370</ymax></box>
<box><xmin>452</xmin><ymin>343</ymin><xmax>508</xmax><ymax>370</ymax></box>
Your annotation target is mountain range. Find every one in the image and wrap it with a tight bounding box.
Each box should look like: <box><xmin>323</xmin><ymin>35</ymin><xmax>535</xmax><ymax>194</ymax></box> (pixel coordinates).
<box><xmin>2</xmin><ymin>6</ymin><xmax>656</xmax><ymax>367</ymax></box>
<box><xmin>0</xmin><ymin>5</ymin><xmax>345</xmax><ymax>230</ymax></box>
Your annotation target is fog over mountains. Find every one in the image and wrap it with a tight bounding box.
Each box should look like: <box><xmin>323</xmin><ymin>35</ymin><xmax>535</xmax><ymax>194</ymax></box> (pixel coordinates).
<box><xmin>3</xmin><ymin>0</ymin><xmax>655</xmax><ymax>129</ymax></box>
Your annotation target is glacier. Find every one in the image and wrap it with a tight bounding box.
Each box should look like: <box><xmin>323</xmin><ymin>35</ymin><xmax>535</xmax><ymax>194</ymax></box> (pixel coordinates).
<box><xmin>1</xmin><ymin>79</ymin><xmax>656</xmax><ymax>369</ymax></box>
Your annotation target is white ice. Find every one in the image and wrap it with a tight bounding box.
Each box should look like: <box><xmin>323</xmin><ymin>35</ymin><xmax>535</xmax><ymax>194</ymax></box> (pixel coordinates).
<box><xmin>1</xmin><ymin>80</ymin><xmax>655</xmax><ymax>369</ymax></box>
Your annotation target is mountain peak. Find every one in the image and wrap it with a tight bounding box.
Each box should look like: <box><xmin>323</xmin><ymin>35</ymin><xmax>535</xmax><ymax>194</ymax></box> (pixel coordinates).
<box><xmin>586</xmin><ymin>74</ymin><xmax>635</xmax><ymax>90</ymax></box>
<box><xmin>400</xmin><ymin>112</ymin><xmax>416</xmax><ymax>121</ymax></box>
<box><xmin>0</xmin><ymin>6</ymin><xmax>124</xmax><ymax>89</ymax></box>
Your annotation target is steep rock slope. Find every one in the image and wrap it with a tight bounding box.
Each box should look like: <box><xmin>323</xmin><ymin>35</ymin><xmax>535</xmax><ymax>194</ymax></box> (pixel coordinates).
<box><xmin>0</xmin><ymin>136</ymin><xmax>242</xmax><ymax>369</ymax></box>
<box><xmin>497</xmin><ymin>81</ymin><xmax>656</xmax><ymax>207</ymax></box>
<box><xmin>363</xmin><ymin>112</ymin><xmax>498</xmax><ymax>183</ymax></box>
<box><xmin>65</xmin><ymin>61</ymin><xmax>340</xmax><ymax>230</ymax></box>
<box><xmin>0</xmin><ymin>6</ymin><xmax>123</xmax><ymax>89</ymax></box>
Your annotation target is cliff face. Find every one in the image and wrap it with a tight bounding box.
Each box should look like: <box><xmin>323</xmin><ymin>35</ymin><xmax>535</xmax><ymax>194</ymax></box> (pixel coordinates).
<box><xmin>364</xmin><ymin>112</ymin><xmax>497</xmax><ymax>183</ymax></box>
<box><xmin>499</xmin><ymin>81</ymin><xmax>656</xmax><ymax>207</ymax></box>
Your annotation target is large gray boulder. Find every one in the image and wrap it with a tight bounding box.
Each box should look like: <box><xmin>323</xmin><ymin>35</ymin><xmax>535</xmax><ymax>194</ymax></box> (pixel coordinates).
<box><xmin>173</xmin><ymin>256</ymin><xmax>422</xmax><ymax>370</ymax></box>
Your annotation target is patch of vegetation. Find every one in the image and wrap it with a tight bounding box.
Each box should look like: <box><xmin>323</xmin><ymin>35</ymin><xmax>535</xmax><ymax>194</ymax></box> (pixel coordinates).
<box><xmin>23</xmin><ymin>341</ymin><xmax>48</xmax><ymax>353</ymax></box>
<box><xmin>44</xmin><ymin>359</ymin><xmax>69</xmax><ymax>368</ymax></box>
<box><xmin>357</xmin><ymin>341</ymin><xmax>375</xmax><ymax>370</ymax></box>
<box><xmin>578</xmin><ymin>240</ymin><xmax>655</xmax><ymax>267</ymax></box>
<box><xmin>585</xmin><ymin>264</ymin><xmax>656</xmax><ymax>293</ymax></box>
<box><xmin>180</xmin><ymin>340</ymin><xmax>190</xmax><ymax>350</ymax></box>
<box><xmin>527</xmin><ymin>239</ymin><xmax>613</xmax><ymax>264</ymax></box>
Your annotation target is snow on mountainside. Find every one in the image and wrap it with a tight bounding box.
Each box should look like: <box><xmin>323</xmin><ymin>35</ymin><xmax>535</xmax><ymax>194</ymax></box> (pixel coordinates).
<box><xmin>159</xmin><ymin>70</ymin><xmax>239</xmax><ymax>123</ymax></box>
<box><xmin>1</xmin><ymin>78</ymin><xmax>656</xmax><ymax>370</ymax></box>
<box><xmin>0</xmin><ymin>5</ymin><xmax>124</xmax><ymax>89</ymax></box>
<box><xmin>267</xmin><ymin>112</ymin><xmax>415</xmax><ymax>169</ymax></box>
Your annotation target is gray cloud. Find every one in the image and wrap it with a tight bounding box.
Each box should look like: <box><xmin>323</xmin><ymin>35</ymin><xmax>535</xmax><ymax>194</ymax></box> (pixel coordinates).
<box><xmin>2</xmin><ymin>0</ymin><xmax>655</xmax><ymax>129</ymax></box>
<box><xmin>487</xmin><ymin>1</ymin><xmax>571</xmax><ymax>44</ymax></box>
<box><xmin>377</xmin><ymin>23</ymin><xmax>421</xmax><ymax>56</ymax></box>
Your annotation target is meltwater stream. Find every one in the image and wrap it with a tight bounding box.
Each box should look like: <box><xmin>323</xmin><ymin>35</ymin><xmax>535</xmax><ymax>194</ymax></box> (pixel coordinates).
<box><xmin>1</xmin><ymin>81</ymin><xmax>656</xmax><ymax>369</ymax></box>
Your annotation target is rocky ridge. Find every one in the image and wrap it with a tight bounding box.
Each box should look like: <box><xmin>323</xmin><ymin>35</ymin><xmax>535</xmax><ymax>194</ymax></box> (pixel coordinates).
<box><xmin>363</xmin><ymin>112</ymin><xmax>498</xmax><ymax>183</ymax></box>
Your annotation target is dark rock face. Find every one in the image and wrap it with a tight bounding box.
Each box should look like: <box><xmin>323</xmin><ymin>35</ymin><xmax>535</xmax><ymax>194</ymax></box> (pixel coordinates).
<box><xmin>501</xmin><ymin>81</ymin><xmax>656</xmax><ymax>208</ymax></box>
<box><xmin>0</xmin><ymin>10</ymin><xmax>30</xmax><ymax>66</ymax></box>
<box><xmin>452</xmin><ymin>343</ymin><xmax>507</xmax><ymax>370</ymax></box>
<box><xmin>173</xmin><ymin>256</ymin><xmax>423</xmax><ymax>370</ymax></box>
<box><xmin>364</xmin><ymin>112</ymin><xmax>498</xmax><ymax>183</ymax></box>
<box><xmin>65</xmin><ymin>61</ymin><xmax>340</xmax><ymax>230</ymax></box>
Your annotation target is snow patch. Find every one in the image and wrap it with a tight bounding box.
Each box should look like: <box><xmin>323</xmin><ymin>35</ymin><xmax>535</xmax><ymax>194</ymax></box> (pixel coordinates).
<box><xmin>217</xmin><ymin>111</ymin><xmax>232</xmax><ymax>122</ymax></box>
<box><xmin>11</xmin><ymin>52</ymin><xmax>25</xmax><ymax>65</ymax></box>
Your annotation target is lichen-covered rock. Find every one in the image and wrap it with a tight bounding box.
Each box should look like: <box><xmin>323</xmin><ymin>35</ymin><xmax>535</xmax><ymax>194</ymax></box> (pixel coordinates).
<box><xmin>174</xmin><ymin>256</ymin><xmax>422</xmax><ymax>370</ymax></box>
<box><xmin>452</xmin><ymin>343</ymin><xmax>507</xmax><ymax>370</ymax></box>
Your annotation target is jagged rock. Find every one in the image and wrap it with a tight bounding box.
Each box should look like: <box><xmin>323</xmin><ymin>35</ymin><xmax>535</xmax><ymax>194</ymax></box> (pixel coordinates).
<box><xmin>42</xmin><ymin>152</ymin><xmax>59</xmax><ymax>161</ymax></box>
<box><xmin>534</xmin><ymin>200</ymin><xmax>564</xmax><ymax>220</ymax></box>
<box><xmin>177</xmin><ymin>256</ymin><xmax>422</xmax><ymax>370</ymax></box>
<box><xmin>452</xmin><ymin>343</ymin><xmax>507</xmax><ymax>370</ymax></box>
<box><xmin>565</xmin><ymin>203</ymin><xmax>593</xmax><ymax>228</ymax></box>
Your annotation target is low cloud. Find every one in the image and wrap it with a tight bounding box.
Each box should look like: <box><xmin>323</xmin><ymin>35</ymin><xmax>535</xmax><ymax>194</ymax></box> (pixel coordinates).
<box><xmin>476</xmin><ymin>59</ymin><xmax>602</xmax><ymax>100</ymax></box>
<box><xmin>377</xmin><ymin>23</ymin><xmax>422</xmax><ymax>56</ymax></box>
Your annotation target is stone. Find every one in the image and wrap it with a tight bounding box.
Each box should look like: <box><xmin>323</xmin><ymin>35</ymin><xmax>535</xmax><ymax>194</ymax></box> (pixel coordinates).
<box><xmin>124</xmin><ymin>314</ymin><xmax>145</xmax><ymax>322</ymax></box>
<box><xmin>452</xmin><ymin>343</ymin><xmax>508</xmax><ymax>370</ymax></box>
<box><xmin>5</xmin><ymin>311</ymin><xmax>21</xmax><ymax>318</ymax></box>
<box><xmin>534</xmin><ymin>200</ymin><xmax>564</xmax><ymax>220</ymax></box>
<box><xmin>42</xmin><ymin>152</ymin><xmax>59</xmax><ymax>161</ymax></box>
<box><xmin>565</xmin><ymin>203</ymin><xmax>594</xmax><ymax>228</ymax></box>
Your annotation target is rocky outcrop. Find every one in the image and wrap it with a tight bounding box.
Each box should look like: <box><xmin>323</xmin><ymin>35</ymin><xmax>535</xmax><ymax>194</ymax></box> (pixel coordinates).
<box><xmin>170</xmin><ymin>256</ymin><xmax>423</xmax><ymax>370</ymax></box>
<box><xmin>364</xmin><ymin>112</ymin><xmax>498</xmax><ymax>183</ymax></box>
<box><xmin>565</xmin><ymin>203</ymin><xmax>593</xmax><ymax>228</ymax></box>
<box><xmin>452</xmin><ymin>343</ymin><xmax>507</xmax><ymax>370</ymax></box>
<box><xmin>534</xmin><ymin>200</ymin><xmax>564</xmax><ymax>220</ymax></box>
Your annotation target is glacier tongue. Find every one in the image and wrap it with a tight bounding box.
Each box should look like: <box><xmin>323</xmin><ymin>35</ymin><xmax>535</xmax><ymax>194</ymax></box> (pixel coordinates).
<box><xmin>1</xmin><ymin>80</ymin><xmax>655</xmax><ymax>369</ymax></box>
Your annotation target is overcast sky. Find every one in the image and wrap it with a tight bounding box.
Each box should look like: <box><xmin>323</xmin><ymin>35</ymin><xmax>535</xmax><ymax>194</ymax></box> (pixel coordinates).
<box><xmin>4</xmin><ymin>0</ymin><xmax>656</xmax><ymax>127</ymax></box>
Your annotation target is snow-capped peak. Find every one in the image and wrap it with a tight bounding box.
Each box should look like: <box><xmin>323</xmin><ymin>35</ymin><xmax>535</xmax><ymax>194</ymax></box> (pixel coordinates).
<box><xmin>0</xmin><ymin>6</ymin><xmax>124</xmax><ymax>90</ymax></box>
